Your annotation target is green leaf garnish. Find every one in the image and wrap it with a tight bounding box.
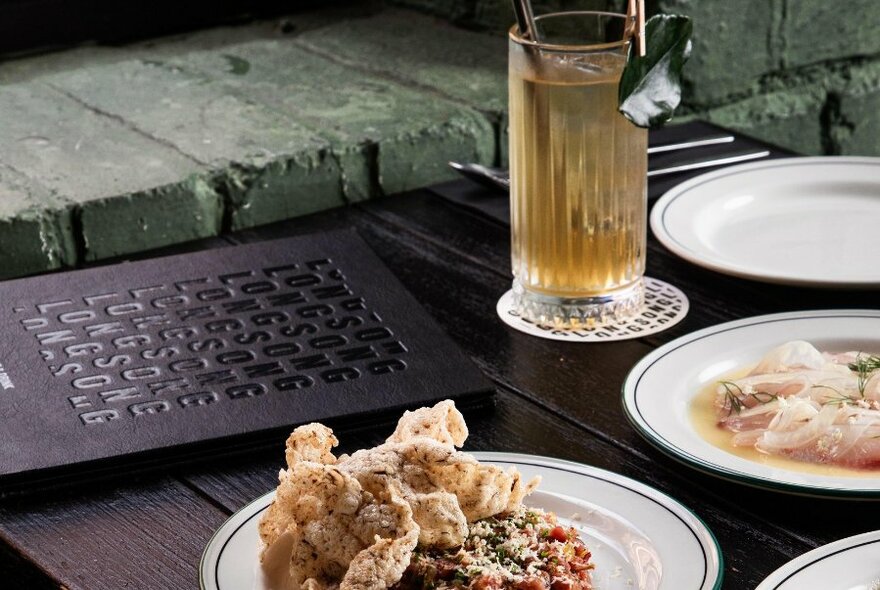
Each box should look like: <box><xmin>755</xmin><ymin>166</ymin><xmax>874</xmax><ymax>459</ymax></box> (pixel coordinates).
<box><xmin>719</xmin><ymin>380</ymin><xmax>778</xmax><ymax>416</ymax></box>
<box><xmin>618</xmin><ymin>14</ymin><xmax>693</xmax><ymax>128</ymax></box>
<box><xmin>848</xmin><ymin>353</ymin><xmax>880</xmax><ymax>397</ymax></box>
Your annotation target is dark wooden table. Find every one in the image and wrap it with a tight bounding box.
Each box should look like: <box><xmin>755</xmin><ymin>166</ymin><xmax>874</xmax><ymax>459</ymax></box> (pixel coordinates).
<box><xmin>2</xmin><ymin>123</ymin><xmax>879</xmax><ymax>589</ymax></box>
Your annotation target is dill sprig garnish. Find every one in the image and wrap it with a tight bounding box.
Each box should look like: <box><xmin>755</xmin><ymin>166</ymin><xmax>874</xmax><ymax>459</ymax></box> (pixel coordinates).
<box><xmin>847</xmin><ymin>354</ymin><xmax>880</xmax><ymax>397</ymax></box>
<box><xmin>812</xmin><ymin>384</ymin><xmax>859</xmax><ymax>406</ymax></box>
<box><xmin>718</xmin><ymin>381</ymin><xmax>778</xmax><ymax>416</ymax></box>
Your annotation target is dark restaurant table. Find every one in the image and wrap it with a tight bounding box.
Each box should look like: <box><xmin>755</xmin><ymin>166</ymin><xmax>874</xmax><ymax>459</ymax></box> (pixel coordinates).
<box><xmin>2</xmin><ymin>122</ymin><xmax>879</xmax><ymax>589</ymax></box>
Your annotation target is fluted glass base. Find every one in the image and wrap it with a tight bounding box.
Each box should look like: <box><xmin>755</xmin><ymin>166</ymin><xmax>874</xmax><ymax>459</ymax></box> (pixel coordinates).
<box><xmin>511</xmin><ymin>278</ymin><xmax>645</xmax><ymax>328</ymax></box>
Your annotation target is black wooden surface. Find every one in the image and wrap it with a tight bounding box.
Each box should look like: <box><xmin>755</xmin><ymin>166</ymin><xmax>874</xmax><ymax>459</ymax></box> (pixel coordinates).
<box><xmin>1</xmin><ymin>127</ymin><xmax>879</xmax><ymax>589</ymax></box>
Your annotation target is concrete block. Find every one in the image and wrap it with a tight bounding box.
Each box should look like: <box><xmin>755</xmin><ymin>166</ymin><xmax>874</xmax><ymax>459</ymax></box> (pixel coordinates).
<box><xmin>702</xmin><ymin>85</ymin><xmax>826</xmax><ymax>155</ymax></box>
<box><xmin>835</xmin><ymin>91</ymin><xmax>879</xmax><ymax>155</ymax></box>
<box><xmin>296</xmin><ymin>10</ymin><xmax>508</xmax><ymax>116</ymax></box>
<box><xmin>0</xmin><ymin>84</ymin><xmax>220</xmax><ymax>261</ymax></box>
<box><xmin>783</xmin><ymin>0</ymin><xmax>880</xmax><ymax>69</ymax></box>
<box><xmin>0</xmin><ymin>165</ymin><xmax>75</xmax><ymax>278</ymax></box>
<box><xmin>658</xmin><ymin>0</ymin><xmax>779</xmax><ymax>106</ymax></box>
<box><xmin>79</xmin><ymin>175</ymin><xmax>220</xmax><ymax>258</ymax></box>
<box><xmin>172</xmin><ymin>40</ymin><xmax>495</xmax><ymax>195</ymax></box>
<box><xmin>835</xmin><ymin>61</ymin><xmax>880</xmax><ymax>156</ymax></box>
<box><xmin>45</xmin><ymin>60</ymin><xmax>346</xmax><ymax>230</ymax></box>
<box><xmin>296</xmin><ymin>9</ymin><xmax>506</xmax><ymax>164</ymax></box>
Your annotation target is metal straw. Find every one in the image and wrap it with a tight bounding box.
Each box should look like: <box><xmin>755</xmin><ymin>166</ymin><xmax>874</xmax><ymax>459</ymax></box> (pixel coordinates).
<box><xmin>511</xmin><ymin>0</ymin><xmax>539</xmax><ymax>41</ymax></box>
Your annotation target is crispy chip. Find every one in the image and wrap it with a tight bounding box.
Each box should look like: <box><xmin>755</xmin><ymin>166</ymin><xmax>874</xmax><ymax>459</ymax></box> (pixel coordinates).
<box><xmin>259</xmin><ymin>401</ymin><xmax>539</xmax><ymax>590</ymax></box>
<box><xmin>386</xmin><ymin>400</ymin><xmax>468</xmax><ymax>447</ymax></box>
<box><xmin>285</xmin><ymin>423</ymin><xmax>338</xmax><ymax>466</ymax></box>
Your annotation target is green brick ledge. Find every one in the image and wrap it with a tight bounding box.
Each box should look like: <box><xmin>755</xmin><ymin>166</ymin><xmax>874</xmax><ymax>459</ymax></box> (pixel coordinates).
<box><xmin>0</xmin><ymin>7</ymin><xmax>503</xmax><ymax>279</ymax></box>
<box><xmin>3</xmin><ymin>3</ymin><xmax>879</xmax><ymax>280</ymax></box>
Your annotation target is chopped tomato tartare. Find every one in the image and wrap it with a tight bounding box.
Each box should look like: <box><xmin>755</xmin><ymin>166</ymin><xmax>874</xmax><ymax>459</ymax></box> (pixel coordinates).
<box><xmin>394</xmin><ymin>506</ymin><xmax>593</xmax><ymax>590</ymax></box>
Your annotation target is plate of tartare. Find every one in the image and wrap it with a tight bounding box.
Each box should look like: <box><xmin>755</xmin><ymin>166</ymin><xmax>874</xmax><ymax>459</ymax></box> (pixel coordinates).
<box><xmin>755</xmin><ymin>530</ymin><xmax>880</xmax><ymax>590</ymax></box>
<box><xmin>200</xmin><ymin>452</ymin><xmax>722</xmax><ymax>590</ymax></box>
<box><xmin>623</xmin><ymin>309</ymin><xmax>880</xmax><ymax>498</ymax></box>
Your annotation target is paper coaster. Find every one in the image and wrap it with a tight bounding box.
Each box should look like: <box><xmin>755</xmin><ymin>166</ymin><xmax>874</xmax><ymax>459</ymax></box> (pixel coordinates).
<box><xmin>496</xmin><ymin>277</ymin><xmax>689</xmax><ymax>342</ymax></box>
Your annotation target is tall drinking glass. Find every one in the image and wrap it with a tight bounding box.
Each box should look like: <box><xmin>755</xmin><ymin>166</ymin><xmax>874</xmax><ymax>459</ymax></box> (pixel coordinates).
<box><xmin>509</xmin><ymin>12</ymin><xmax>648</xmax><ymax>327</ymax></box>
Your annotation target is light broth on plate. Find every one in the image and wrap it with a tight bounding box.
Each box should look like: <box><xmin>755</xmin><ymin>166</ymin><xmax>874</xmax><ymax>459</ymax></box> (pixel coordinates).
<box><xmin>690</xmin><ymin>368</ymin><xmax>877</xmax><ymax>478</ymax></box>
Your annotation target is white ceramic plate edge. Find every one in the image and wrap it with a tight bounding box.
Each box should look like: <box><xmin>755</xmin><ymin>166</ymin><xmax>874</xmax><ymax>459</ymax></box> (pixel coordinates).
<box><xmin>621</xmin><ymin>309</ymin><xmax>880</xmax><ymax>498</ymax></box>
<box><xmin>754</xmin><ymin>530</ymin><xmax>880</xmax><ymax>590</ymax></box>
<box><xmin>199</xmin><ymin>452</ymin><xmax>724</xmax><ymax>590</ymax></box>
<box><xmin>475</xmin><ymin>453</ymin><xmax>724</xmax><ymax>590</ymax></box>
<box><xmin>200</xmin><ymin>488</ymin><xmax>272</xmax><ymax>590</ymax></box>
<box><xmin>650</xmin><ymin>156</ymin><xmax>880</xmax><ymax>288</ymax></box>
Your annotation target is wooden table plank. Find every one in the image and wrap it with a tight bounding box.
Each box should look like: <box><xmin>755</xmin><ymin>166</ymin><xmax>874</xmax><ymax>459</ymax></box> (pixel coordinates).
<box><xmin>0</xmin><ymin>477</ymin><xmax>229</xmax><ymax>590</ymax></box>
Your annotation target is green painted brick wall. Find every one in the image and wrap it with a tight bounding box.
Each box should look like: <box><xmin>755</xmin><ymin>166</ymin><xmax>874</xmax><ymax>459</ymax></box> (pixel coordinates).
<box><xmin>0</xmin><ymin>7</ymin><xmax>497</xmax><ymax>278</ymax></box>
<box><xmin>393</xmin><ymin>0</ymin><xmax>880</xmax><ymax>158</ymax></box>
<box><xmin>0</xmin><ymin>2</ymin><xmax>876</xmax><ymax>280</ymax></box>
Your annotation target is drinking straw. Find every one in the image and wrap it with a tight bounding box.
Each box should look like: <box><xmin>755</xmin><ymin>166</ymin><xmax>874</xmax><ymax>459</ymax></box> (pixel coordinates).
<box><xmin>511</xmin><ymin>0</ymin><xmax>539</xmax><ymax>41</ymax></box>
<box><xmin>625</xmin><ymin>0</ymin><xmax>646</xmax><ymax>56</ymax></box>
<box><xmin>636</xmin><ymin>0</ymin><xmax>645</xmax><ymax>56</ymax></box>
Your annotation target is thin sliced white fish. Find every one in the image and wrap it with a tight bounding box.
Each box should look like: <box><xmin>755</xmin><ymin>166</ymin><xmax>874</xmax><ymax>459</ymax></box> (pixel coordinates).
<box><xmin>716</xmin><ymin>341</ymin><xmax>880</xmax><ymax>469</ymax></box>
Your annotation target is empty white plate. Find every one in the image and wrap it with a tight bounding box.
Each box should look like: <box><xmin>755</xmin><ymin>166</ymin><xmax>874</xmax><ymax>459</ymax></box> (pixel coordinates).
<box><xmin>650</xmin><ymin>157</ymin><xmax>880</xmax><ymax>287</ymax></box>
<box><xmin>755</xmin><ymin>530</ymin><xmax>880</xmax><ymax>590</ymax></box>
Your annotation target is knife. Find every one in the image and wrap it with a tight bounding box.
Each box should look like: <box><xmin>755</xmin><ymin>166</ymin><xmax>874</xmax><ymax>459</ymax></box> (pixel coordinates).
<box><xmin>647</xmin><ymin>149</ymin><xmax>771</xmax><ymax>177</ymax></box>
<box><xmin>648</xmin><ymin>133</ymin><xmax>734</xmax><ymax>154</ymax></box>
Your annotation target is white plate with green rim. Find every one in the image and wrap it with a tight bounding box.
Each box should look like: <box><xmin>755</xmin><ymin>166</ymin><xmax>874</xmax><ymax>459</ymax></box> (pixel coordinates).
<box><xmin>200</xmin><ymin>452</ymin><xmax>722</xmax><ymax>590</ymax></box>
<box><xmin>650</xmin><ymin>157</ymin><xmax>880</xmax><ymax>288</ymax></box>
<box><xmin>755</xmin><ymin>530</ymin><xmax>880</xmax><ymax>590</ymax></box>
<box><xmin>622</xmin><ymin>309</ymin><xmax>880</xmax><ymax>497</ymax></box>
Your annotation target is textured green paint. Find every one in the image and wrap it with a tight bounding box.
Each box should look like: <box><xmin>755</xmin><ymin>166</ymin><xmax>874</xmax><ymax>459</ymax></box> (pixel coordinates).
<box><xmin>45</xmin><ymin>59</ymin><xmax>345</xmax><ymax>230</ymax></box>
<box><xmin>0</xmin><ymin>165</ymin><xmax>75</xmax><ymax>278</ymax></box>
<box><xmin>297</xmin><ymin>10</ymin><xmax>508</xmax><ymax>114</ymax></box>
<box><xmin>836</xmin><ymin>92</ymin><xmax>880</xmax><ymax>155</ymax></box>
<box><xmin>296</xmin><ymin>10</ymin><xmax>506</xmax><ymax>163</ymax></box>
<box><xmin>0</xmin><ymin>83</ymin><xmax>219</xmax><ymax>261</ymax></box>
<box><xmin>216</xmin><ymin>151</ymin><xmax>344</xmax><ymax>230</ymax></box>
<box><xmin>835</xmin><ymin>61</ymin><xmax>880</xmax><ymax>156</ymax></box>
<box><xmin>222</xmin><ymin>54</ymin><xmax>251</xmax><ymax>75</ymax></box>
<box><xmin>782</xmin><ymin>0</ymin><xmax>880</xmax><ymax>68</ymax></box>
<box><xmin>172</xmin><ymin>40</ymin><xmax>494</xmax><ymax>195</ymax></box>
<box><xmin>657</xmin><ymin>0</ymin><xmax>778</xmax><ymax>106</ymax></box>
<box><xmin>701</xmin><ymin>86</ymin><xmax>826</xmax><ymax>155</ymax></box>
<box><xmin>79</xmin><ymin>175</ymin><xmax>220</xmax><ymax>260</ymax></box>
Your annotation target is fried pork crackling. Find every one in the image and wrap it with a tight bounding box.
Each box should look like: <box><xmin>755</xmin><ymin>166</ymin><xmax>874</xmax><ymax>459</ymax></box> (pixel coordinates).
<box><xmin>259</xmin><ymin>401</ymin><xmax>593</xmax><ymax>590</ymax></box>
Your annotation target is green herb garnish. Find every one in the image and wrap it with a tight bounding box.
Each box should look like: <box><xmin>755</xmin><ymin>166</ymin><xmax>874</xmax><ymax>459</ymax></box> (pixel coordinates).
<box><xmin>848</xmin><ymin>354</ymin><xmax>880</xmax><ymax>397</ymax></box>
<box><xmin>812</xmin><ymin>384</ymin><xmax>858</xmax><ymax>406</ymax></box>
<box><xmin>719</xmin><ymin>380</ymin><xmax>778</xmax><ymax>416</ymax></box>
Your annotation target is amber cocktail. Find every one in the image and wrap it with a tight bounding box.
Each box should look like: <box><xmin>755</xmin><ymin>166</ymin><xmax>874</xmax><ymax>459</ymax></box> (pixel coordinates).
<box><xmin>509</xmin><ymin>11</ymin><xmax>647</xmax><ymax>327</ymax></box>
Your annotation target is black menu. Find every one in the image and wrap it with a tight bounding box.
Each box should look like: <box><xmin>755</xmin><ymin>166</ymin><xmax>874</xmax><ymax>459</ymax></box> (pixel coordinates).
<box><xmin>0</xmin><ymin>230</ymin><xmax>492</xmax><ymax>492</ymax></box>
